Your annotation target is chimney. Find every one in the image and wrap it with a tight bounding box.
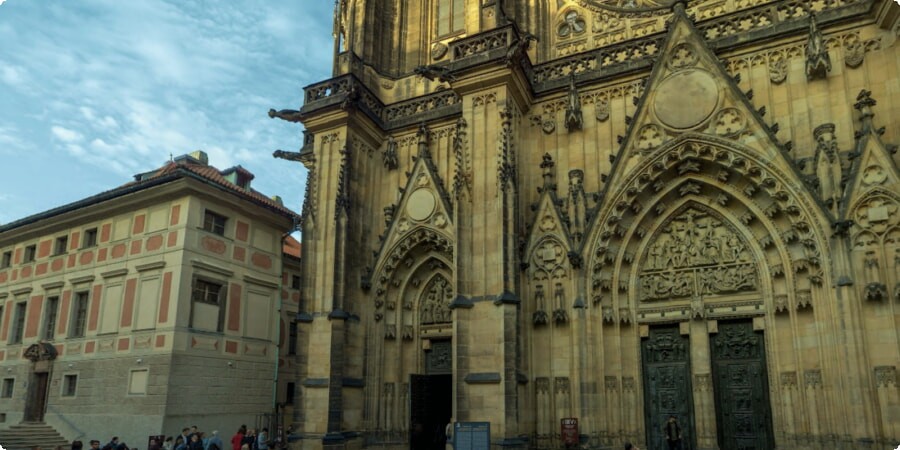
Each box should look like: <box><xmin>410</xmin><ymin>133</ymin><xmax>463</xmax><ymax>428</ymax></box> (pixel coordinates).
<box><xmin>189</xmin><ymin>150</ymin><xmax>209</xmax><ymax>165</ymax></box>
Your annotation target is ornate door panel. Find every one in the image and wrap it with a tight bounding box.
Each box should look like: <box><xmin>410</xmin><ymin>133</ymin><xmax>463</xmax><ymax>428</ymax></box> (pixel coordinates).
<box><xmin>710</xmin><ymin>320</ymin><xmax>774</xmax><ymax>450</ymax></box>
<box><xmin>642</xmin><ymin>325</ymin><xmax>695</xmax><ymax>450</ymax></box>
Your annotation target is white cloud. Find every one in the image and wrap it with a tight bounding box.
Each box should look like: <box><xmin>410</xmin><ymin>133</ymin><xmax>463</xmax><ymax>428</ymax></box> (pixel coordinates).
<box><xmin>51</xmin><ymin>126</ymin><xmax>84</xmax><ymax>143</ymax></box>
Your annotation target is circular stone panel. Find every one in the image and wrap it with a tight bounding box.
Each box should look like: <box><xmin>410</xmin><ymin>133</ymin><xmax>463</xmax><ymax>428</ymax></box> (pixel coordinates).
<box><xmin>654</xmin><ymin>70</ymin><xmax>719</xmax><ymax>130</ymax></box>
<box><xmin>407</xmin><ymin>189</ymin><xmax>436</xmax><ymax>221</ymax></box>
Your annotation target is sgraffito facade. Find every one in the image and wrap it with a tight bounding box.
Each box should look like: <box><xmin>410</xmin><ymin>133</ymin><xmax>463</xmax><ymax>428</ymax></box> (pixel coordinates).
<box><xmin>275</xmin><ymin>1</ymin><xmax>900</xmax><ymax>449</ymax></box>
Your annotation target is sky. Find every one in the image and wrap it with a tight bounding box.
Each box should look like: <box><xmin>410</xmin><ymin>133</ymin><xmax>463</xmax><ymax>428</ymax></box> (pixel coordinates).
<box><xmin>0</xmin><ymin>0</ymin><xmax>334</xmax><ymax>225</ymax></box>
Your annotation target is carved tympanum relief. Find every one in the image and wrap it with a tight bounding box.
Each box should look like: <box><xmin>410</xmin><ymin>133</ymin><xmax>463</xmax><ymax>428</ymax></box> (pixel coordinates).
<box><xmin>420</xmin><ymin>275</ymin><xmax>453</xmax><ymax>325</ymax></box>
<box><xmin>640</xmin><ymin>207</ymin><xmax>758</xmax><ymax>302</ymax></box>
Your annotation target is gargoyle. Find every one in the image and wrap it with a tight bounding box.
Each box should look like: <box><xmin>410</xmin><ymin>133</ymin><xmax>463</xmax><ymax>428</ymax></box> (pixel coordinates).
<box><xmin>506</xmin><ymin>32</ymin><xmax>539</xmax><ymax>67</ymax></box>
<box><xmin>268</xmin><ymin>109</ymin><xmax>304</xmax><ymax>123</ymax></box>
<box><xmin>414</xmin><ymin>64</ymin><xmax>456</xmax><ymax>83</ymax></box>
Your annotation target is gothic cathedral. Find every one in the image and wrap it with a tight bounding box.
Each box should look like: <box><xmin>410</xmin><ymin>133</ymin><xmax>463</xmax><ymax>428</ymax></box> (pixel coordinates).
<box><xmin>273</xmin><ymin>1</ymin><xmax>900</xmax><ymax>449</ymax></box>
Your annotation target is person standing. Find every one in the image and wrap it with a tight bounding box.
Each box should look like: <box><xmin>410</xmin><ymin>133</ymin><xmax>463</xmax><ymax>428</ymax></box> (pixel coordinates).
<box><xmin>663</xmin><ymin>416</ymin><xmax>682</xmax><ymax>450</ymax></box>
<box><xmin>444</xmin><ymin>419</ymin><xmax>454</xmax><ymax>450</ymax></box>
<box><xmin>256</xmin><ymin>428</ymin><xmax>269</xmax><ymax>450</ymax></box>
<box><xmin>231</xmin><ymin>428</ymin><xmax>245</xmax><ymax>450</ymax></box>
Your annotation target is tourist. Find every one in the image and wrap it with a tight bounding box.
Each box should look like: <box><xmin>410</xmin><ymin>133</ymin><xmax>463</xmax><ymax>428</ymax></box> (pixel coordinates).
<box><xmin>89</xmin><ymin>440</ymin><xmax>101</xmax><ymax>450</ymax></box>
<box><xmin>174</xmin><ymin>436</ymin><xmax>187</xmax><ymax>450</ymax></box>
<box><xmin>206</xmin><ymin>431</ymin><xmax>224</xmax><ymax>450</ymax></box>
<box><xmin>663</xmin><ymin>415</ymin><xmax>682</xmax><ymax>450</ymax></box>
<box><xmin>231</xmin><ymin>427</ymin><xmax>245</xmax><ymax>450</ymax></box>
<box><xmin>256</xmin><ymin>428</ymin><xmax>269</xmax><ymax>450</ymax></box>
<box><xmin>188</xmin><ymin>434</ymin><xmax>204</xmax><ymax>450</ymax></box>
<box><xmin>162</xmin><ymin>437</ymin><xmax>174</xmax><ymax>450</ymax></box>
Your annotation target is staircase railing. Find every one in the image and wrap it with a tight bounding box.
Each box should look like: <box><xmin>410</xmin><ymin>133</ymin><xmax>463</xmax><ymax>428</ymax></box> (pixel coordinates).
<box><xmin>45</xmin><ymin>404</ymin><xmax>86</xmax><ymax>441</ymax></box>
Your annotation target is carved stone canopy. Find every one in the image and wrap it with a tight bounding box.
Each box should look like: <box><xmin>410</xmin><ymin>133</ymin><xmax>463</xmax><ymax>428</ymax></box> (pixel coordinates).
<box><xmin>24</xmin><ymin>342</ymin><xmax>58</xmax><ymax>362</ymax></box>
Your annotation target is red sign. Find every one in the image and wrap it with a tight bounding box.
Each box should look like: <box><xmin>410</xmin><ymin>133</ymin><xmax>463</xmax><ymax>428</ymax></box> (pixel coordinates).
<box><xmin>560</xmin><ymin>418</ymin><xmax>579</xmax><ymax>446</ymax></box>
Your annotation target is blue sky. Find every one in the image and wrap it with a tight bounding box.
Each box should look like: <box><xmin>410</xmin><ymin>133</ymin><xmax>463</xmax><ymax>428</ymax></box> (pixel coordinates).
<box><xmin>0</xmin><ymin>0</ymin><xmax>334</xmax><ymax>225</ymax></box>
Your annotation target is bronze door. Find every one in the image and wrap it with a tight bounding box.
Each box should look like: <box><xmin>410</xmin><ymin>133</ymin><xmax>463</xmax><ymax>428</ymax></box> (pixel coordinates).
<box><xmin>642</xmin><ymin>325</ymin><xmax>695</xmax><ymax>450</ymax></box>
<box><xmin>24</xmin><ymin>372</ymin><xmax>49</xmax><ymax>422</ymax></box>
<box><xmin>710</xmin><ymin>320</ymin><xmax>774</xmax><ymax>450</ymax></box>
<box><xmin>409</xmin><ymin>374</ymin><xmax>452</xmax><ymax>450</ymax></box>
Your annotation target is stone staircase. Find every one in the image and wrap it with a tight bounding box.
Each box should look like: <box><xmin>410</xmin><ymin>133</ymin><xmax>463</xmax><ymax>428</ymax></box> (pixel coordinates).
<box><xmin>0</xmin><ymin>422</ymin><xmax>70</xmax><ymax>450</ymax></box>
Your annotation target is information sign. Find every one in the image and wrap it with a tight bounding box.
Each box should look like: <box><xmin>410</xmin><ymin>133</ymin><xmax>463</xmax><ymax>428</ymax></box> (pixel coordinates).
<box><xmin>561</xmin><ymin>418</ymin><xmax>579</xmax><ymax>447</ymax></box>
<box><xmin>453</xmin><ymin>422</ymin><xmax>490</xmax><ymax>450</ymax></box>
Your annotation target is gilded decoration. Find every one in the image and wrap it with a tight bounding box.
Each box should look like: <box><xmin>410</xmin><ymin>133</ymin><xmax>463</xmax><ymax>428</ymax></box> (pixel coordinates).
<box><xmin>639</xmin><ymin>207</ymin><xmax>758</xmax><ymax>302</ymax></box>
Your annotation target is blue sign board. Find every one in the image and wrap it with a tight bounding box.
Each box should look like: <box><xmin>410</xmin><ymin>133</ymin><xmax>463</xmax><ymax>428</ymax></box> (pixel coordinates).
<box><xmin>453</xmin><ymin>422</ymin><xmax>490</xmax><ymax>450</ymax></box>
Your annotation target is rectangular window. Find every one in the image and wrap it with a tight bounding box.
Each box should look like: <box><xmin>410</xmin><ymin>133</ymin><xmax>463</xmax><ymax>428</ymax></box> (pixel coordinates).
<box><xmin>10</xmin><ymin>302</ymin><xmax>26</xmax><ymax>344</ymax></box>
<box><xmin>128</xmin><ymin>369</ymin><xmax>149</xmax><ymax>395</ymax></box>
<box><xmin>70</xmin><ymin>292</ymin><xmax>89</xmax><ymax>338</ymax></box>
<box><xmin>291</xmin><ymin>275</ymin><xmax>301</xmax><ymax>290</ymax></box>
<box><xmin>43</xmin><ymin>296</ymin><xmax>60</xmax><ymax>341</ymax></box>
<box><xmin>54</xmin><ymin>236</ymin><xmax>68</xmax><ymax>255</ymax></box>
<box><xmin>1</xmin><ymin>378</ymin><xmax>13</xmax><ymax>398</ymax></box>
<box><xmin>285</xmin><ymin>381</ymin><xmax>295</xmax><ymax>405</ymax></box>
<box><xmin>62</xmin><ymin>374</ymin><xmax>77</xmax><ymax>397</ymax></box>
<box><xmin>288</xmin><ymin>321</ymin><xmax>298</xmax><ymax>355</ymax></box>
<box><xmin>83</xmin><ymin>228</ymin><xmax>98</xmax><ymax>248</ymax></box>
<box><xmin>190</xmin><ymin>278</ymin><xmax>226</xmax><ymax>332</ymax></box>
<box><xmin>436</xmin><ymin>0</ymin><xmax>465</xmax><ymax>37</ymax></box>
<box><xmin>23</xmin><ymin>245</ymin><xmax>36</xmax><ymax>263</ymax></box>
<box><xmin>202</xmin><ymin>211</ymin><xmax>227</xmax><ymax>236</ymax></box>
<box><xmin>1</xmin><ymin>251</ymin><xmax>11</xmax><ymax>268</ymax></box>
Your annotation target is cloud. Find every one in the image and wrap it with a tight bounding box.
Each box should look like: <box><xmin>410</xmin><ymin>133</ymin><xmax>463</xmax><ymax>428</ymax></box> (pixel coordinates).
<box><xmin>51</xmin><ymin>126</ymin><xmax>84</xmax><ymax>143</ymax></box>
<box><xmin>1</xmin><ymin>0</ymin><xmax>335</xmax><ymax>220</ymax></box>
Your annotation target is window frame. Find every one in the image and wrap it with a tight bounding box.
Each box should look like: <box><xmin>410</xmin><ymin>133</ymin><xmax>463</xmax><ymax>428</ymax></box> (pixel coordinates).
<box><xmin>1</xmin><ymin>251</ymin><xmax>11</xmax><ymax>269</ymax></box>
<box><xmin>69</xmin><ymin>291</ymin><xmax>90</xmax><ymax>338</ymax></box>
<box><xmin>23</xmin><ymin>244</ymin><xmax>36</xmax><ymax>263</ymax></box>
<box><xmin>43</xmin><ymin>296</ymin><xmax>60</xmax><ymax>341</ymax></box>
<box><xmin>285</xmin><ymin>381</ymin><xmax>295</xmax><ymax>405</ymax></box>
<box><xmin>189</xmin><ymin>277</ymin><xmax>227</xmax><ymax>332</ymax></box>
<box><xmin>10</xmin><ymin>302</ymin><xmax>27</xmax><ymax>345</ymax></box>
<box><xmin>62</xmin><ymin>374</ymin><xmax>78</xmax><ymax>397</ymax></box>
<box><xmin>291</xmin><ymin>275</ymin><xmax>301</xmax><ymax>290</ymax></box>
<box><xmin>82</xmin><ymin>228</ymin><xmax>98</xmax><ymax>249</ymax></box>
<box><xmin>435</xmin><ymin>0</ymin><xmax>466</xmax><ymax>39</ymax></box>
<box><xmin>54</xmin><ymin>235</ymin><xmax>69</xmax><ymax>256</ymax></box>
<box><xmin>202</xmin><ymin>210</ymin><xmax>227</xmax><ymax>236</ymax></box>
<box><xmin>288</xmin><ymin>320</ymin><xmax>298</xmax><ymax>355</ymax></box>
<box><xmin>1</xmin><ymin>377</ymin><xmax>13</xmax><ymax>398</ymax></box>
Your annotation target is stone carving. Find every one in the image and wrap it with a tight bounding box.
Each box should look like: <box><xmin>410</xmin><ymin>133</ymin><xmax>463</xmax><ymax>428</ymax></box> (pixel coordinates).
<box><xmin>595</xmin><ymin>99</ymin><xmax>610</xmax><ymax>122</ymax></box>
<box><xmin>402</xmin><ymin>325</ymin><xmax>414</xmax><ymax>340</ymax></box>
<box><xmin>693</xmin><ymin>374</ymin><xmax>711</xmax><ymax>391</ymax></box>
<box><xmin>805</xmin><ymin>15</ymin><xmax>831</xmax><ymax>81</ymax></box>
<box><xmin>768</xmin><ymin>53</ymin><xmax>788</xmax><ymax>84</ymax></box>
<box><xmin>713</xmin><ymin>108</ymin><xmax>746</xmax><ymax>137</ymax></box>
<box><xmin>558</xmin><ymin>10</ymin><xmax>586</xmax><ymax>37</ymax></box>
<box><xmin>23</xmin><ymin>342</ymin><xmax>58</xmax><ymax>362</ymax></box>
<box><xmin>498</xmin><ymin>106</ymin><xmax>516</xmax><ymax>191</ymax></box>
<box><xmin>640</xmin><ymin>207</ymin><xmax>757</xmax><ymax>301</ymax></box>
<box><xmin>535</xmin><ymin>377</ymin><xmax>550</xmax><ymax>394</ymax></box>
<box><xmin>453</xmin><ymin>117</ymin><xmax>472</xmax><ymax>198</ymax></box>
<box><xmin>843</xmin><ymin>35</ymin><xmax>865</xmax><ymax>68</ymax></box>
<box><xmin>853</xmin><ymin>196</ymin><xmax>898</xmax><ymax>235</ymax></box>
<box><xmin>554</xmin><ymin>376</ymin><xmax>570</xmax><ymax>394</ymax></box>
<box><xmin>635</xmin><ymin>124</ymin><xmax>664</xmax><ymax>152</ymax></box>
<box><xmin>804</xmin><ymin>369</ymin><xmax>823</xmax><ymax>388</ymax></box>
<box><xmin>385</xmin><ymin>325</ymin><xmax>396</xmax><ymax>340</ymax></box>
<box><xmin>382</xmin><ymin>137</ymin><xmax>399</xmax><ymax>171</ymax></box>
<box><xmin>814</xmin><ymin>123</ymin><xmax>842</xmax><ymax>210</ymax></box>
<box><xmin>622</xmin><ymin>376</ymin><xmax>636</xmax><ymax>391</ymax></box>
<box><xmin>655</xmin><ymin>70</ymin><xmax>718</xmax><ymax>130</ymax></box>
<box><xmin>668</xmin><ymin>43</ymin><xmax>698</xmax><ymax>70</ymax></box>
<box><xmin>420</xmin><ymin>276</ymin><xmax>453</xmax><ymax>325</ymax></box>
<box><xmin>335</xmin><ymin>145</ymin><xmax>352</xmax><ymax>220</ymax></box>
<box><xmin>565</xmin><ymin>75</ymin><xmax>584</xmax><ymax>132</ymax></box>
<box><xmin>542</xmin><ymin>120</ymin><xmax>556</xmax><ymax>134</ymax></box>
<box><xmin>568</xmin><ymin>170</ymin><xmax>587</xmax><ymax>243</ymax></box>
<box><xmin>874</xmin><ymin>366</ymin><xmax>897</xmax><ymax>388</ymax></box>
<box><xmin>431</xmin><ymin>42</ymin><xmax>449</xmax><ymax>60</ymax></box>
<box><xmin>300</xmin><ymin>159</ymin><xmax>317</xmax><ymax>228</ymax></box>
<box><xmin>605</xmin><ymin>376</ymin><xmax>619</xmax><ymax>390</ymax></box>
<box><xmin>864</xmin><ymin>283</ymin><xmax>887</xmax><ymax>302</ymax></box>
<box><xmin>553</xmin><ymin>283</ymin><xmax>569</xmax><ymax>323</ymax></box>
<box><xmin>414</xmin><ymin>64</ymin><xmax>456</xmax><ymax>83</ymax></box>
<box><xmin>796</xmin><ymin>289</ymin><xmax>813</xmax><ymax>309</ymax></box>
<box><xmin>781</xmin><ymin>371</ymin><xmax>798</xmax><ymax>388</ymax></box>
<box><xmin>532</xmin><ymin>239</ymin><xmax>568</xmax><ymax>281</ymax></box>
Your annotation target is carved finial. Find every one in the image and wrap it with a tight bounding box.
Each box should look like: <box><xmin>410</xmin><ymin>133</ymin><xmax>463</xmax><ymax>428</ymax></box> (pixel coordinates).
<box><xmin>335</xmin><ymin>144</ymin><xmax>352</xmax><ymax>220</ymax></box>
<box><xmin>805</xmin><ymin>15</ymin><xmax>831</xmax><ymax>81</ymax></box>
<box><xmin>416</xmin><ymin>123</ymin><xmax>431</xmax><ymax>159</ymax></box>
<box><xmin>814</xmin><ymin>123</ymin><xmax>837</xmax><ymax>160</ymax></box>
<box><xmin>565</xmin><ymin>73</ymin><xmax>583</xmax><ymax>132</ymax></box>
<box><xmin>382</xmin><ymin>136</ymin><xmax>399</xmax><ymax>170</ymax></box>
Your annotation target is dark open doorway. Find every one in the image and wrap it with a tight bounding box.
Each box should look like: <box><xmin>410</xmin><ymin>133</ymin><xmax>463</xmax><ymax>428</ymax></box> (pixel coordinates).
<box><xmin>24</xmin><ymin>372</ymin><xmax>49</xmax><ymax>422</ymax></box>
<box><xmin>409</xmin><ymin>374</ymin><xmax>451</xmax><ymax>450</ymax></box>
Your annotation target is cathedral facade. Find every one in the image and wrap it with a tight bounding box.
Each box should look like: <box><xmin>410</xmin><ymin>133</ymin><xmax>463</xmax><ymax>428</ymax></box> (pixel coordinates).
<box><xmin>275</xmin><ymin>1</ymin><xmax>900</xmax><ymax>449</ymax></box>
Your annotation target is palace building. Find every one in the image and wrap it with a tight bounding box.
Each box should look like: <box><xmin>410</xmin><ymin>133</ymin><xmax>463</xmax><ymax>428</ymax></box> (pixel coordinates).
<box><xmin>0</xmin><ymin>152</ymin><xmax>301</xmax><ymax>447</ymax></box>
<box><xmin>273</xmin><ymin>0</ymin><xmax>900</xmax><ymax>449</ymax></box>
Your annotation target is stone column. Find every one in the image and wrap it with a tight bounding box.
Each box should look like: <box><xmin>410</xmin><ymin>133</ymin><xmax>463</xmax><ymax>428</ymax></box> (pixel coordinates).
<box><xmin>693</xmin><ymin>320</ymin><xmax>717</xmax><ymax>450</ymax></box>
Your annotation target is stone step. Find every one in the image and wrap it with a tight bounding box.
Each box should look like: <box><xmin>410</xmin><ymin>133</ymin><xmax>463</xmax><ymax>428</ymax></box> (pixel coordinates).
<box><xmin>0</xmin><ymin>421</ymin><xmax>70</xmax><ymax>450</ymax></box>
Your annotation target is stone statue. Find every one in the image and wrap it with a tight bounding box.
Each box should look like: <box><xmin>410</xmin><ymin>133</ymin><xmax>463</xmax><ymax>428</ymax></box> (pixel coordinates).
<box><xmin>805</xmin><ymin>15</ymin><xmax>831</xmax><ymax>80</ymax></box>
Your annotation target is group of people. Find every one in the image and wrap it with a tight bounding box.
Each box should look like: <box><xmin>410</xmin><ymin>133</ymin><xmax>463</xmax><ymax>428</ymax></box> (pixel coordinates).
<box><xmin>69</xmin><ymin>424</ymin><xmax>274</xmax><ymax>450</ymax></box>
